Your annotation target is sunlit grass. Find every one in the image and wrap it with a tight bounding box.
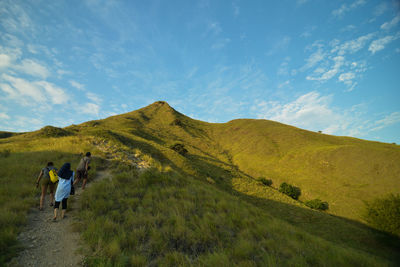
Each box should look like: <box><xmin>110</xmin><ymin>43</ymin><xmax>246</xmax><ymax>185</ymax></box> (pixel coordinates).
<box><xmin>77</xmin><ymin>168</ymin><xmax>387</xmax><ymax>266</ymax></box>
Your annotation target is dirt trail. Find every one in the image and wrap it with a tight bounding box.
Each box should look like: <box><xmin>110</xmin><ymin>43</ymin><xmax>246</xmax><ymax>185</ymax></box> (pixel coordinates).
<box><xmin>9</xmin><ymin>169</ymin><xmax>111</xmax><ymax>267</ymax></box>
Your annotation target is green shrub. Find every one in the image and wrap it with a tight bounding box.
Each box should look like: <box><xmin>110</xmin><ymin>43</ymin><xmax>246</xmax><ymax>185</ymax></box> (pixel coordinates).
<box><xmin>305</xmin><ymin>199</ymin><xmax>329</xmax><ymax>210</ymax></box>
<box><xmin>258</xmin><ymin>177</ymin><xmax>272</xmax><ymax>186</ymax></box>
<box><xmin>170</xmin><ymin>143</ymin><xmax>188</xmax><ymax>156</ymax></box>
<box><xmin>279</xmin><ymin>182</ymin><xmax>301</xmax><ymax>200</ymax></box>
<box><xmin>364</xmin><ymin>194</ymin><xmax>400</xmax><ymax>236</ymax></box>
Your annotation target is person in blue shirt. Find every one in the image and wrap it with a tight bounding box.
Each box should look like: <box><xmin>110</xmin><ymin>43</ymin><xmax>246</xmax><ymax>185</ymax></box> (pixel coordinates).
<box><xmin>53</xmin><ymin>163</ymin><xmax>74</xmax><ymax>221</ymax></box>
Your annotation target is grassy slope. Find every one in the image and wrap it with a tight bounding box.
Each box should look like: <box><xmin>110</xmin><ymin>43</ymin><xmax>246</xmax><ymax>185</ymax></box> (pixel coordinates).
<box><xmin>1</xmin><ymin>101</ymin><xmax>399</xmax><ymax>265</ymax></box>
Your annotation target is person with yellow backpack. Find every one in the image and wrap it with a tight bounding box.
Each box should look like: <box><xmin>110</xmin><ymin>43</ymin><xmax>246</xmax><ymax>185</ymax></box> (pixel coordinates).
<box><xmin>35</xmin><ymin>162</ymin><xmax>58</xmax><ymax>211</ymax></box>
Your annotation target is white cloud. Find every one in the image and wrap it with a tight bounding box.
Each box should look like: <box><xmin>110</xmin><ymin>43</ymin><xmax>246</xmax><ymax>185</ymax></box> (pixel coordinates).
<box><xmin>0</xmin><ymin>112</ymin><xmax>10</xmax><ymax>120</ymax></box>
<box><xmin>368</xmin><ymin>35</ymin><xmax>399</xmax><ymax>54</ymax></box>
<box><xmin>254</xmin><ymin>92</ymin><xmax>399</xmax><ymax>139</ymax></box>
<box><xmin>338</xmin><ymin>72</ymin><xmax>355</xmax><ymax>82</ymax></box>
<box><xmin>332</xmin><ymin>0</ymin><xmax>366</xmax><ymax>17</ymax></box>
<box><xmin>86</xmin><ymin>92</ymin><xmax>102</xmax><ymax>104</ymax></box>
<box><xmin>1</xmin><ymin>74</ymin><xmax>45</xmax><ymax>103</ymax></box>
<box><xmin>331</xmin><ymin>33</ymin><xmax>375</xmax><ymax>55</ymax></box>
<box><xmin>278</xmin><ymin>80</ymin><xmax>290</xmax><ymax>89</ymax></box>
<box><xmin>35</xmin><ymin>81</ymin><xmax>69</xmax><ymax>104</ymax></box>
<box><xmin>306</xmin><ymin>56</ymin><xmax>344</xmax><ymax>81</ymax></box>
<box><xmin>0</xmin><ymin>74</ymin><xmax>69</xmax><ymax>106</ymax></box>
<box><xmin>256</xmin><ymin>91</ymin><xmax>342</xmax><ymax>134</ymax></box>
<box><xmin>0</xmin><ymin>54</ymin><xmax>11</xmax><ymax>69</ymax></box>
<box><xmin>338</xmin><ymin>72</ymin><xmax>357</xmax><ymax>91</ymax></box>
<box><xmin>381</xmin><ymin>14</ymin><xmax>400</xmax><ymax>30</ymax></box>
<box><xmin>370</xmin><ymin>112</ymin><xmax>400</xmax><ymax>132</ymax></box>
<box><xmin>69</xmin><ymin>80</ymin><xmax>85</xmax><ymax>90</ymax></box>
<box><xmin>301</xmin><ymin>48</ymin><xmax>326</xmax><ymax>70</ymax></box>
<box><xmin>14</xmin><ymin>59</ymin><xmax>50</xmax><ymax>78</ymax></box>
<box><xmin>80</xmin><ymin>103</ymin><xmax>100</xmax><ymax>116</ymax></box>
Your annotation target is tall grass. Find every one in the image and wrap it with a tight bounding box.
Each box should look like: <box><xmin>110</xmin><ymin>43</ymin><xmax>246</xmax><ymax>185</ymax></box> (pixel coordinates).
<box><xmin>77</xmin><ymin>168</ymin><xmax>387</xmax><ymax>266</ymax></box>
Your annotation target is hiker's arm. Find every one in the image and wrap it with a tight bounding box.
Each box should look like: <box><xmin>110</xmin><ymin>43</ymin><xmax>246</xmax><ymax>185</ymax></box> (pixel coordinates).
<box><xmin>36</xmin><ymin>170</ymin><xmax>43</xmax><ymax>187</ymax></box>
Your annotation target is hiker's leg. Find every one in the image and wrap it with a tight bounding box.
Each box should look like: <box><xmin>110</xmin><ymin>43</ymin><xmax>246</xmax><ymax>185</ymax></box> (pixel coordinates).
<box><xmin>49</xmin><ymin>184</ymin><xmax>55</xmax><ymax>206</ymax></box>
<box><xmin>40</xmin><ymin>184</ymin><xmax>47</xmax><ymax>210</ymax></box>
<box><xmin>82</xmin><ymin>178</ymin><xmax>87</xmax><ymax>189</ymax></box>
<box><xmin>61</xmin><ymin>198</ymin><xmax>67</xmax><ymax>218</ymax></box>
<box><xmin>73</xmin><ymin>171</ymin><xmax>81</xmax><ymax>186</ymax></box>
<box><xmin>54</xmin><ymin>201</ymin><xmax>60</xmax><ymax>220</ymax></box>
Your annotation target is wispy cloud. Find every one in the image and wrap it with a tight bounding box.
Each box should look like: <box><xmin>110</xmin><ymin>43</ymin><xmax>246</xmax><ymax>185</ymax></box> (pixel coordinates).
<box><xmin>370</xmin><ymin>112</ymin><xmax>400</xmax><ymax>132</ymax></box>
<box><xmin>255</xmin><ymin>91</ymin><xmax>342</xmax><ymax>133</ymax></box>
<box><xmin>70</xmin><ymin>80</ymin><xmax>85</xmax><ymax>90</ymax></box>
<box><xmin>254</xmin><ymin>91</ymin><xmax>400</xmax><ymax>138</ymax></box>
<box><xmin>368</xmin><ymin>34</ymin><xmax>400</xmax><ymax>54</ymax></box>
<box><xmin>306</xmin><ymin>56</ymin><xmax>344</xmax><ymax>81</ymax></box>
<box><xmin>0</xmin><ymin>74</ymin><xmax>69</xmax><ymax>106</ymax></box>
<box><xmin>0</xmin><ymin>112</ymin><xmax>10</xmax><ymax>120</ymax></box>
<box><xmin>380</xmin><ymin>14</ymin><xmax>400</xmax><ymax>30</ymax></box>
<box><xmin>332</xmin><ymin>0</ymin><xmax>366</xmax><ymax>18</ymax></box>
<box><xmin>331</xmin><ymin>33</ymin><xmax>375</xmax><ymax>55</ymax></box>
<box><xmin>14</xmin><ymin>59</ymin><xmax>50</xmax><ymax>79</ymax></box>
<box><xmin>0</xmin><ymin>54</ymin><xmax>12</xmax><ymax>68</ymax></box>
<box><xmin>86</xmin><ymin>92</ymin><xmax>102</xmax><ymax>104</ymax></box>
<box><xmin>80</xmin><ymin>103</ymin><xmax>100</xmax><ymax>116</ymax></box>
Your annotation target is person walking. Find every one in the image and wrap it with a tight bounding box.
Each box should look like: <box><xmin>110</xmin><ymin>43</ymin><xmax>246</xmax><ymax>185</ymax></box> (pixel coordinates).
<box><xmin>36</xmin><ymin>162</ymin><xmax>57</xmax><ymax>211</ymax></box>
<box><xmin>74</xmin><ymin>152</ymin><xmax>91</xmax><ymax>190</ymax></box>
<box><xmin>53</xmin><ymin>163</ymin><xmax>74</xmax><ymax>221</ymax></box>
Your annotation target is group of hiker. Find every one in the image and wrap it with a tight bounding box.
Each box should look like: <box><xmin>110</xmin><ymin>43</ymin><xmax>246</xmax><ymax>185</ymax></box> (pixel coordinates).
<box><xmin>35</xmin><ymin>152</ymin><xmax>92</xmax><ymax>221</ymax></box>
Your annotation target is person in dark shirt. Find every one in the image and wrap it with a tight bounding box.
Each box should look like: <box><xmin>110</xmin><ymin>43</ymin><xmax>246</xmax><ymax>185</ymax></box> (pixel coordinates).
<box><xmin>74</xmin><ymin>152</ymin><xmax>91</xmax><ymax>190</ymax></box>
<box><xmin>36</xmin><ymin>162</ymin><xmax>57</xmax><ymax>211</ymax></box>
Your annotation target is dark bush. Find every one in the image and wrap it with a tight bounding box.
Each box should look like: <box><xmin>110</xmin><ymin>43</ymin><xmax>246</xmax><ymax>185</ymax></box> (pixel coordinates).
<box><xmin>170</xmin><ymin>143</ymin><xmax>188</xmax><ymax>156</ymax></box>
<box><xmin>279</xmin><ymin>182</ymin><xmax>301</xmax><ymax>200</ymax></box>
<box><xmin>364</xmin><ymin>194</ymin><xmax>400</xmax><ymax>236</ymax></box>
<box><xmin>171</xmin><ymin>119</ymin><xmax>183</xmax><ymax>127</ymax></box>
<box><xmin>305</xmin><ymin>199</ymin><xmax>329</xmax><ymax>210</ymax></box>
<box><xmin>258</xmin><ymin>177</ymin><xmax>272</xmax><ymax>186</ymax></box>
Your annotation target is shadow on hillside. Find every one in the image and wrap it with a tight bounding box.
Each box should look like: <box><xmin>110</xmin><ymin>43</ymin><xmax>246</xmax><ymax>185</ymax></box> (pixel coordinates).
<box><xmin>186</xmin><ymin>153</ymin><xmax>400</xmax><ymax>264</ymax></box>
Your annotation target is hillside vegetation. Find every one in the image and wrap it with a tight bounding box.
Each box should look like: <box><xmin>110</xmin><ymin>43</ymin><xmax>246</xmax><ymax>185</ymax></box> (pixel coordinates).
<box><xmin>1</xmin><ymin>101</ymin><xmax>399</xmax><ymax>265</ymax></box>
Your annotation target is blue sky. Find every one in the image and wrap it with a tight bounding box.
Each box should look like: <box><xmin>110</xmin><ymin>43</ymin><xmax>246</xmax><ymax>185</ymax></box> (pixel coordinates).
<box><xmin>0</xmin><ymin>0</ymin><xmax>399</xmax><ymax>144</ymax></box>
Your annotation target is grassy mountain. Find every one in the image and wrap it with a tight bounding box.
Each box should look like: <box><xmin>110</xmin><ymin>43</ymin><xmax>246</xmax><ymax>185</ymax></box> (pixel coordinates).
<box><xmin>93</xmin><ymin>101</ymin><xmax>400</xmax><ymax>220</ymax></box>
<box><xmin>1</xmin><ymin>101</ymin><xmax>399</xmax><ymax>265</ymax></box>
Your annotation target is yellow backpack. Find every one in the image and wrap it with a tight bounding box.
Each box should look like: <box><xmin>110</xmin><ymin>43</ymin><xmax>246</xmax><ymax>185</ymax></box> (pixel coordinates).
<box><xmin>49</xmin><ymin>169</ymin><xmax>58</xmax><ymax>183</ymax></box>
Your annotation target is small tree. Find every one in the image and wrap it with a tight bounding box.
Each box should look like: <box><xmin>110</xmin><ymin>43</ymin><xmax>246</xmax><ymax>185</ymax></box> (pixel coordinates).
<box><xmin>305</xmin><ymin>199</ymin><xmax>329</xmax><ymax>210</ymax></box>
<box><xmin>279</xmin><ymin>182</ymin><xmax>301</xmax><ymax>200</ymax></box>
<box><xmin>364</xmin><ymin>194</ymin><xmax>400</xmax><ymax>236</ymax></box>
<box><xmin>258</xmin><ymin>177</ymin><xmax>272</xmax><ymax>186</ymax></box>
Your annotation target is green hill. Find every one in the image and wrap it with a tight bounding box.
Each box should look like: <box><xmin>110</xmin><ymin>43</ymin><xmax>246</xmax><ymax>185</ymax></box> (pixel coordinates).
<box><xmin>1</xmin><ymin>101</ymin><xmax>399</xmax><ymax>265</ymax></box>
